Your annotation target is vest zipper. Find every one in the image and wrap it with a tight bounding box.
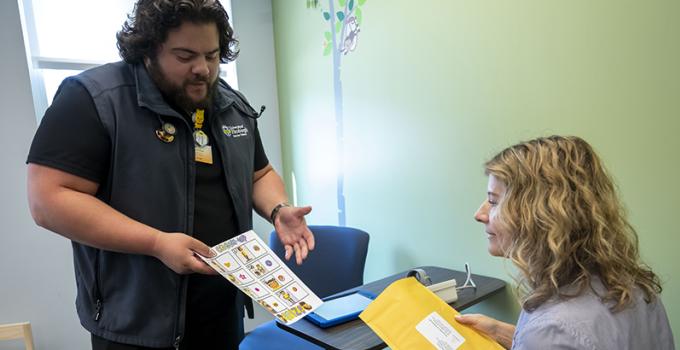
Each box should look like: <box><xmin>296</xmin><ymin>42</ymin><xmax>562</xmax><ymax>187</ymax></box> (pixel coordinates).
<box><xmin>92</xmin><ymin>251</ymin><xmax>103</xmax><ymax>321</ymax></box>
<box><xmin>94</xmin><ymin>299</ymin><xmax>102</xmax><ymax>321</ymax></box>
<box><xmin>173</xmin><ymin>335</ymin><xmax>182</xmax><ymax>350</ymax></box>
<box><xmin>173</xmin><ymin>117</ymin><xmax>193</xmax><ymax>350</ymax></box>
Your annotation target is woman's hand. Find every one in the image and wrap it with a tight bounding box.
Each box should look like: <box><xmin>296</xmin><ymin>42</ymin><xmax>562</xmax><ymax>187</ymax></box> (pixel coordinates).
<box><xmin>455</xmin><ymin>313</ymin><xmax>515</xmax><ymax>349</ymax></box>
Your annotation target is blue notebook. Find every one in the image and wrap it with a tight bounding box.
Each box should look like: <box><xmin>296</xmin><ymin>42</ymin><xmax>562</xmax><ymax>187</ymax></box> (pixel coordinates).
<box><xmin>305</xmin><ymin>290</ymin><xmax>376</xmax><ymax>328</ymax></box>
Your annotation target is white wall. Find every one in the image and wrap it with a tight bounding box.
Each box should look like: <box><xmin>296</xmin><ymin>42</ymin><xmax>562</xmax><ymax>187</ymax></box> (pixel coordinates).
<box><xmin>0</xmin><ymin>0</ymin><xmax>281</xmax><ymax>347</ymax></box>
<box><xmin>0</xmin><ymin>1</ymin><xmax>88</xmax><ymax>349</ymax></box>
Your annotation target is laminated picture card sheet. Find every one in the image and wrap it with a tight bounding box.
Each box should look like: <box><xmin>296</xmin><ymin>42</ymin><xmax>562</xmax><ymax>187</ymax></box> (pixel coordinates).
<box><xmin>360</xmin><ymin>277</ymin><xmax>504</xmax><ymax>350</ymax></box>
<box><xmin>200</xmin><ymin>230</ymin><xmax>323</xmax><ymax>324</ymax></box>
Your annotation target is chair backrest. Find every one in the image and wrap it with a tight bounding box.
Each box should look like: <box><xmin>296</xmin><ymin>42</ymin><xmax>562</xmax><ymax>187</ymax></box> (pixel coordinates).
<box><xmin>0</xmin><ymin>322</ymin><xmax>35</xmax><ymax>350</ymax></box>
<box><xmin>269</xmin><ymin>225</ymin><xmax>369</xmax><ymax>298</ymax></box>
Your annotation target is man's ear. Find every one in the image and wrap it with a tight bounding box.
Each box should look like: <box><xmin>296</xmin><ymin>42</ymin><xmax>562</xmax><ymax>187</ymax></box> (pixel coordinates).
<box><xmin>143</xmin><ymin>56</ymin><xmax>150</xmax><ymax>68</ymax></box>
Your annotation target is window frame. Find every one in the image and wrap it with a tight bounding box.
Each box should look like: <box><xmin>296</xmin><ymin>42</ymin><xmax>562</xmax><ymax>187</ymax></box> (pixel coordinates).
<box><xmin>21</xmin><ymin>0</ymin><xmax>237</xmax><ymax>121</ymax></box>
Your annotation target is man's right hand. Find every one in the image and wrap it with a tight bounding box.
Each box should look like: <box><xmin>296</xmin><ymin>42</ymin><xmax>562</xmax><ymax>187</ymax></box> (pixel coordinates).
<box><xmin>150</xmin><ymin>232</ymin><xmax>217</xmax><ymax>275</ymax></box>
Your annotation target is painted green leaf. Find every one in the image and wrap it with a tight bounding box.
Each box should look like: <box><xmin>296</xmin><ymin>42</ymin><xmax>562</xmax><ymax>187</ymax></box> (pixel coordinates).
<box><xmin>323</xmin><ymin>11</ymin><xmax>330</xmax><ymax>21</ymax></box>
<box><xmin>323</xmin><ymin>43</ymin><xmax>332</xmax><ymax>56</ymax></box>
<box><xmin>356</xmin><ymin>6</ymin><xmax>363</xmax><ymax>25</ymax></box>
<box><xmin>349</xmin><ymin>0</ymin><xmax>354</xmax><ymax>11</ymax></box>
<box><xmin>335</xmin><ymin>20</ymin><xmax>342</xmax><ymax>33</ymax></box>
<box><xmin>336</xmin><ymin>11</ymin><xmax>345</xmax><ymax>21</ymax></box>
<box><xmin>324</xmin><ymin>31</ymin><xmax>332</xmax><ymax>41</ymax></box>
<box><xmin>338</xmin><ymin>0</ymin><xmax>346</xmax><ymax>7</ymax></box>
<box><xmin>358</xmin><ymin>0</ymin><xmax>366</xmax><ymax>5</ymax></box>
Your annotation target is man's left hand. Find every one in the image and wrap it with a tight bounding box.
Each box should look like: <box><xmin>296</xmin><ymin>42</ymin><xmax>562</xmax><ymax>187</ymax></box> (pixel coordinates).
<box><xmin>274</xmin><ymin>205</ymin><xmax>314</xmax><ymax>265</ymax></box>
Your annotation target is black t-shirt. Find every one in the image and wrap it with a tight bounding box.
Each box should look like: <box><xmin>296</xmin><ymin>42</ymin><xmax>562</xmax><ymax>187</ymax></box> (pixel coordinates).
<box><xmin>27</xmin><ymin>79</ymin><xmax>268</xmax><ymax>345</ymax></box>
<box><xmin>28</xmin><ymin>79</ymin><xmax>269</xmax><ymax>242</ymax></box>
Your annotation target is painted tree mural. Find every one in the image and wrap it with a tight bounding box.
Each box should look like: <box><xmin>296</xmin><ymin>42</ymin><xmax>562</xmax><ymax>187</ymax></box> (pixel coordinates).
<box><xmin>307</xmin><ymin>0</ymin><xmax>367</xmax><ymax>226</ymax></box>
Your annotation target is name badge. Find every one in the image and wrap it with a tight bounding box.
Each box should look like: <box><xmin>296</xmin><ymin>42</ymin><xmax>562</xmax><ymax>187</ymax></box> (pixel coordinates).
<box><xmin>195</xmin><ymin>145</ymin><xmax>213</xmax><ymax>164</ymax></box>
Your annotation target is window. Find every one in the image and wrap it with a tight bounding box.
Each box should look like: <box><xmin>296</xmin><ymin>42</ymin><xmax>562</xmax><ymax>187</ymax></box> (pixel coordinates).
<box><xmin>21</xmin><ymin>0</ymin><xmax>237</xmax><ymax>120</ymax></box>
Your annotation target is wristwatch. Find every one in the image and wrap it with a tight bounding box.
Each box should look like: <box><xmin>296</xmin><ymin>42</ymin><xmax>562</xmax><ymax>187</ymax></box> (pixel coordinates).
<box><xmin>270</xmin><ymin>202</ymin><xmax>291</xmax><ymax>224</ymax></box>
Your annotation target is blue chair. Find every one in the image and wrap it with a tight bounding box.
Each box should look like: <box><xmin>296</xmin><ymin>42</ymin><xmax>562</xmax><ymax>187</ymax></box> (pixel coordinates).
<box><xmin>239</xmin><ymin>225</ymin><xmax>370</xmax><ymax>350</ymax></box>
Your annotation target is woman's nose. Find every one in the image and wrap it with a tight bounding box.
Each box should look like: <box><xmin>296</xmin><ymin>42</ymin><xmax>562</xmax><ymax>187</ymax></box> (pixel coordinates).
<box><xmin>474</xmin><ymin>202</ymin><xmax>488</xmax><ymax>223</ymax></box>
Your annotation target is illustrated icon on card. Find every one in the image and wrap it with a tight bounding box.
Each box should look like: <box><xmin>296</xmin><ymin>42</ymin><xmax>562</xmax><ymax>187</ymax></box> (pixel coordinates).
<box><xmin>266</xmin><ymin>278</ymin><xmax>281</xmax><ymax>290</ymax></box>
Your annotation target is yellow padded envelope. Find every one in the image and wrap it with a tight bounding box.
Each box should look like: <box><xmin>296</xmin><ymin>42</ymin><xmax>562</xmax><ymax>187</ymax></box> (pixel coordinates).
<box><xmin>359</xmin><ymin>277</ymin><xmax>504</xmax><ymax>350</ymax></box>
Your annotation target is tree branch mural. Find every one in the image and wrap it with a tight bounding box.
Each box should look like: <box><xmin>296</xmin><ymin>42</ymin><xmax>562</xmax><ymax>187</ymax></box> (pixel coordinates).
<box><xmin>307</xmin><ymin>0</ymin><xmax>367</xmax><ymax>226</ymax></box>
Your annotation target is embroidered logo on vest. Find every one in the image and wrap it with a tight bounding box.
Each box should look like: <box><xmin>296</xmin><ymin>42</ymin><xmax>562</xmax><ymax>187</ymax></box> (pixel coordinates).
<box><xmin>222</xmin><ymin>124</ymin><xmax>248</xmax><ymax>138</ymax></box>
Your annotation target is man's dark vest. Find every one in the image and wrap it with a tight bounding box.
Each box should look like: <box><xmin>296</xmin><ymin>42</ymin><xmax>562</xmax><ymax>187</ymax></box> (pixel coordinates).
<box><xmin>69</xmin><ymin>62</ymin><xmax>257</xmax><ymax>347</ymax></box>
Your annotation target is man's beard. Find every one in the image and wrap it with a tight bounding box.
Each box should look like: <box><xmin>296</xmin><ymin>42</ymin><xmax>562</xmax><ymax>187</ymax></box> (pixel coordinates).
<box><xmin>147</xmin><ymin>58</ymin><xmax>218</xmax><ymax>112</ymax></box>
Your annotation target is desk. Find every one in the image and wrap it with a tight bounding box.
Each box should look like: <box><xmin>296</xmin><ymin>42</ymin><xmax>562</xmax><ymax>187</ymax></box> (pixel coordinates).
<box><xmin>277</xmin><ymin>266</ymin><xmax>506</xmax><ymax>350</ymax></box>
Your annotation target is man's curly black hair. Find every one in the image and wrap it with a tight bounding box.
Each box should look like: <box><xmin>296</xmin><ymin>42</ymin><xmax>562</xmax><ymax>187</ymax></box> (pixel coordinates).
<box><xmin>116</xmin><ymin>0</ymin><xmax>238</xmax><ymax>64</ymax></box>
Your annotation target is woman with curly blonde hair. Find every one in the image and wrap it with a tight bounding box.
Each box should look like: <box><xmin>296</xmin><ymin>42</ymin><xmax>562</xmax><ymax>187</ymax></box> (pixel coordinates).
<box><xmin>456</xmin><ymin>136</ymin><xmax>674</xmax><ymax>349</ymax></box>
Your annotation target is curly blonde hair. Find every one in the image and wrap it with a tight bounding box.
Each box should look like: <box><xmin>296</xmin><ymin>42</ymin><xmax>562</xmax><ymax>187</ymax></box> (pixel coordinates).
<box><xmin>485</xmin><ymin>135</ymin><xmax>661</xmax><ymax>312</ymax></box>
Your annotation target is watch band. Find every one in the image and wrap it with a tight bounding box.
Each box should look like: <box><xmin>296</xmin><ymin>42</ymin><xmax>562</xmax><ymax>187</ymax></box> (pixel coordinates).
<box><xmin>270</xmin><ymin>202</ymin><xmax>291</xmax><ymax>224</ymax></box>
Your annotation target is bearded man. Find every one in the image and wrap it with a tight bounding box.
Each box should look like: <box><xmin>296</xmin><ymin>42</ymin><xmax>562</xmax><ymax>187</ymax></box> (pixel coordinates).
<box><xmin>26</xmin><ymin>1</ymin><xmax>314</xmax><ymax>349</ymax></box>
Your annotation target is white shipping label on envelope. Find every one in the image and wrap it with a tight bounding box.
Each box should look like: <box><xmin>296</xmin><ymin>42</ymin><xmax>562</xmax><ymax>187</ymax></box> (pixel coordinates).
<box><xmin>416</xmin><ymin>311</ymin><xmax>465</xmax><ymax>350</ymax></box>
<box><xmin>199</xmin><ymin>230</ymin><xmax>323</xmax><ymax>324</ymax></box>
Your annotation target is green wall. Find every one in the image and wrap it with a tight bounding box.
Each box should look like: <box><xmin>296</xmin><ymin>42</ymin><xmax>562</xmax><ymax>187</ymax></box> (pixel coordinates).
<box><xmin>272</xmin><ymin>0</ymin><xmax>679</xmax><ymax>339</ymax></box>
